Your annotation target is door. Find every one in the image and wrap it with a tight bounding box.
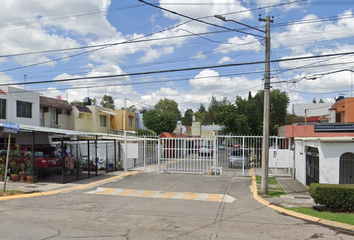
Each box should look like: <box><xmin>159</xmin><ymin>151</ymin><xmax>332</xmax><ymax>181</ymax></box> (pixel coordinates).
<box><xmin>339</xmin><ymin>152</ymin><xmax>354</xmax><ymax>184</ymax></box>
<box><xmin>306</xmin><ymin>147</ymin><xmax>319</xmax><ymax>185</ymax></box>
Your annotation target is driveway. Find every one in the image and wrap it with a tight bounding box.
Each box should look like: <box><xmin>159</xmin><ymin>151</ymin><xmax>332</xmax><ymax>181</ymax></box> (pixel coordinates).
<box><xmin>0</xmin><ymin>173</ymin><xmax>352</xmax><ymax>239</ymax></box>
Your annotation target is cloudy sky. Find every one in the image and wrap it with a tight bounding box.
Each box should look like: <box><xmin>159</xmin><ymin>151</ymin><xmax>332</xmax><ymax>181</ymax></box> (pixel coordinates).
<box><xmin>0</xmin><ymin>0</ymin><xmax>353</xmax><ymax>114</ymax></box>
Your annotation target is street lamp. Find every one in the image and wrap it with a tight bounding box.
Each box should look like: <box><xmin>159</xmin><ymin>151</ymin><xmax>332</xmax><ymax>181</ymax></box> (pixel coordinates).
<box><xmin>215</xmin><ymin>14</ymin><xmax>272</xmax><ymax>195</ymax></box>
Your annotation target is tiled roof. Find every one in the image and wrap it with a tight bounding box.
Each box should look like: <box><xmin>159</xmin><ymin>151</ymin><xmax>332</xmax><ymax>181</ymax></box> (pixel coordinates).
<box><xmin>75</xmin><ymin>105</ymin><xmax>92</xmax><ymax>113</ymax></box>
<box><xmin>306</xmin><ymin>116</ymin><xmax>321</xmax><ymax>122</ymax></box>
<box><xmin>185</xmin><ymin>126</ymin><xmax>191</xmax><ymax>131</ymax></box>
<box><xmin>40</xmin><ymin>96</ymin><xmax>72</xmax><ymax>111</ymax></box>
<box><xmin>160</xmin><ymin>132</ymin><xmax>188</xmax><ymax>138</ymax></box>
<box><xmin>329</xmin><ymin>99</ymin><xmax>343</xmax><ymax>110</ymax></box>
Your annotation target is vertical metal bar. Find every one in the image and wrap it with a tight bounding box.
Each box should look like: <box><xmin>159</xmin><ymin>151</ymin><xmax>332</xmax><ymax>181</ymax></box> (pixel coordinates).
<box><xmin>144</xmin><ymin>136</ymin><xmax>146</xmax><ymax>173</ymax></box>
<box><xmin>158</xmin><ymin>138</ymin><xmax>161</xmax><ymax>173</ymax></box>
<box><xmin>106</xmin><ymin>142</ymin><xmax>108</xmax><ymax>173</ymax></box>
<box><xmin>76</xmin><ymin>141</ymin><xmax>79</xmax><ymax>180</ymax></box>
<box><xmin>3</xmin><ymin>132</ymin><xmax>11</xmax><ymax>193</ymax></box>
<box><xmin>61</xmin><ymin>139</ymin><xmax>64</xmax><ymax>184</ymax></box>
<box><xmin>87</xmin><ymin>140</ymin><xmax>90</xmax><ymax>178</ymax></box>
<box><xmin>114</xmin><ymin>139</ymin><xmax>117</xmax><ymax>171</ymax></box>
<box><xmin>32</xmin><ymin>131</ymin><xmax>36</xmax><ymax>183</ymax></box>
<box><xmin>95</xmin><ymin>136</ymin><xmax>98</xmax><ymax>176</ymax></box>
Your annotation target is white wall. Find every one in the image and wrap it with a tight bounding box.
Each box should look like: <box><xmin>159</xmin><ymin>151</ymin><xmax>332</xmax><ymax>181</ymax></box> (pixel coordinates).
<box><xmin>294</xmin><ymin>139</ymin><xmax>354</xmax><ymax>185</ymax></box>
<box><xmin>269</xmin><ymin>149</ymin><xmax>293</xmax><ymax>168</ymax></box>
<box><xmin>0</xmin><ymin>86</ymin><xmax>40</xmax><ymax>126</ymax></box>
<box><xmin>292</xmin><ymin>103</ymin><xmax>332</xmax><ymax>117</ymax></box>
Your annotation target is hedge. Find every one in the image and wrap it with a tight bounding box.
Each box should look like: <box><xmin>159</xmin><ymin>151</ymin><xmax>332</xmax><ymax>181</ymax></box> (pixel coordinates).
<box><xmin>309</xmin><ymin>183</ymin><xmax>354</xmax><ymax>212</ymax></box>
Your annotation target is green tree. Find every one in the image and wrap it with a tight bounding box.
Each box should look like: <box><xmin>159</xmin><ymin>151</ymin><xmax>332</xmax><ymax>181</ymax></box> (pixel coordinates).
<box><xmin>198</xmin><ymin>103</ymin><xmax>206</xmax><ymax>114</ymax></box>
<box><xmin>154</xmin><ymin>98</ymin><xmax>181</xmax><ymax>120</ymax></box>
<box><xmin>91</xmin><ymin>98</ymin><xmax>97</xmax><ymax>106</ymax></box>
<box><xmin>181</xmin><ymin>108</ymin><xmax>193</xmax><ymax>126</ymax></box>
<box><xmin>143</xmin><ymin>109</ymin><xmax>177</xmax><ymax>135</ymax></box>
<box><xmin>217</xmin><ymin>89</ymin><xmax>289</xmax><ymax>135</ymax></box>
<box><xmin>205</xmin><ymin>96</ymin><xmax>229</xmax><ymax>125</ymax></box>
<box><xmin>70</xmin><ymin>100</ymin><xmax>83</xmax><ymax>106</ymax></box>
<box><xmin>312</xmin><ymin>98</ymin><xmax>317</xmax><ymax>103</ymax></box>
<box><xmin>193</xmin><ymin>111</ymin><xmax>206</xmax><ymax>124</ymax></box>
<box><xmin>319</xmin><ymin>99</ymin><xmax>324</xmax><ymax>103</ymax></box>
<box><xmin>136</xmin><ymin>129</ymin><xmax>155</xmax><ymax>135</ymax></box>
<box><xmin>100</xmin><ymin>94</ymin><xmax>115</xmax><ymax>109</ymax></box>
<box><xmin>121</xmin><ymin>105</ymin><xmax>137</xmax><ymax>112</ymax></box>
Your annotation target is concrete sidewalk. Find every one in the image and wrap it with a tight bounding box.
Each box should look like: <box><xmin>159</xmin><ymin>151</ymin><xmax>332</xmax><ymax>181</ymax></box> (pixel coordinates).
<box><xmin>1</xmin><ymin>170</ymin><xmax>139</xmax><ymax>193</ymax></box>
<box><xmin>276</xmin><ymin>177</ymin><xmax>317</xmax><ymax>208</ymax></box>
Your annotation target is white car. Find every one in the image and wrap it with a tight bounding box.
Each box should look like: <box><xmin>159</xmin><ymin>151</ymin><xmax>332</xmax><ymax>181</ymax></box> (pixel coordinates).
<box><xmin>199</xmin><ymin>146</ymin><xmax>213</xmax><ymax>156</ymax></box>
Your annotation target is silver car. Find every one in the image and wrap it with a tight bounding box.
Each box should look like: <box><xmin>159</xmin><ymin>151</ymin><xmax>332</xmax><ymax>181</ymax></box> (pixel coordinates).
<box><xmin>228</xmin><ymin>149</ymin><xmax>250</xmax><ymax>168</ymax></box>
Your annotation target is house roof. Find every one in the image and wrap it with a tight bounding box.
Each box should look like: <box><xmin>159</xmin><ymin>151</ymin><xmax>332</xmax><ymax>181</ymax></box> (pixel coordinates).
<box><xmin>160</xmin><ymin>132</ymin><xmax>188</xmax><ymax>138</ymax></box>
<box><xmin>40</xmin><ymin>96</ymin><xmax>72</xmax><ymax>111</ymax></box>
<box><xmin>329</xmin><ymin>99</ymin><xmax>343</xmax><ymax>110</ymax></box>
<box><xmin>75</xmin><ymin>105</ymin><xmax>92</xmax><ymax>113</ymax></box>
<box><xmin>0</xmin><ymin>89</ymin><xmax>7</xmax><ymax>95</ymax></box>
<box><xmin>185</xmin><ymin>126</ymin><xmax>191</xmax><ymax>131</ymax></box>
<box><xmin>306</xmin><ymin>116</ymin><xmax>321</xmax><ymax>122</ymax></box>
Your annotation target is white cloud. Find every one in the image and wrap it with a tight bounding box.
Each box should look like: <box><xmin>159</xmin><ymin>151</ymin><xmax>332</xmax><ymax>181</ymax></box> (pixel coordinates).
<box><xmin>191</xmin><ymin>51</ymin><xmax>206</xmax><ymax>60</ymax></box>
<box><xmin>214</xmin><ymin>35</ymin><xmax>261</xmax><ymax>54</ymax></box>
<box><xmin>217</xmin><ymin>56</ymin><xmax>234</xmax><ymax>64</ymax></box>
<box><xmin>273</xmin><ymin>10</ymin><xmax>354</xmax><ymax>54</ymax></box>
<box><xmin>159</xmin><ymin>0</ymin><xmax>252</xmax><ymax>22</ymax></box>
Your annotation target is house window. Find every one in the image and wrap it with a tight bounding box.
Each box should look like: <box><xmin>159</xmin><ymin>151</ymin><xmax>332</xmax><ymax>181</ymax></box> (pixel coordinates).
<box><xmin>0</xmin><ymin>99</ymin><xmax>6</xmax><ymax>119</ymax></box>
<box><xmin>100</xmin><ymin>115</ymin><xmax>107</xmax><ymax>127</ymax></box>
<box><xmin>62</xmin><ymin>109</ymin><xmax>67</xmax><ymax>115</ymax></box>
<box><xmin>49</xmin><ymin>108</ymin><xmax>56</xmax><ymax>126</ymax></box>
<box><xmin>129</xmin><ymin>118</ymin><xmax>133</xmax><ymax>127</ymax></box>
<box><xmin>16</xmin><ymin>101</ymin><xmax>32</xmax><ymax>118</ymax></box>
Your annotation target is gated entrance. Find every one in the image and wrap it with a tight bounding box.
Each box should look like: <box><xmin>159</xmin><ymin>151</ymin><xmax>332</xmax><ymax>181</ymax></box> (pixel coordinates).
<box><xmin>159</xmin><ymin>135</ymin><xmax>293</xmax><ymax>177</ymax></box>
<box><xmin>339</xmin><ymin>152</ymin><xmax>354</xmax><ymax>184</ymax></box>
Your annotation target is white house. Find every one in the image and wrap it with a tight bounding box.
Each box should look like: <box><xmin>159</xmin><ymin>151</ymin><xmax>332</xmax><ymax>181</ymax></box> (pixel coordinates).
<box><xmin>0</xmin><ymin>86</ymin><xmax>40</xmax><ymax>126</ymax></box>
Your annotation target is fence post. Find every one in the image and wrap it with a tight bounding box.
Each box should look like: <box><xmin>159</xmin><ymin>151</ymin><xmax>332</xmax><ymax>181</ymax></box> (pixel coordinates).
<box><xmin>144</xmin><ymin>136</ymin><xmax>146</xmax><ymax>173</ymax></box>
<box><xmin>158</xmin><ymin>138</ymin><xmax>161</xmax><ymax>174</ymax></box>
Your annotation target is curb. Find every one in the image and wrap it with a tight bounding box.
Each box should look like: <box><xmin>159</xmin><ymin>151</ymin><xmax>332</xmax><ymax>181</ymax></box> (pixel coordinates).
<box><xmin>0</xmin><ymin>170</ymin><xmax>141</xmax><ymax>201</ymax></box>
<box><xmin>250</xmin><ymin>173</ymin><xmax>354</xmax><ymax>234</ymax></box>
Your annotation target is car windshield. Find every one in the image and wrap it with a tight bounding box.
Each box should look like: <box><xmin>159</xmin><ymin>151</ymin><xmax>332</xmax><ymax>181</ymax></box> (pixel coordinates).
<box><xmin>231</xmin><ymin>150</ymin><xmax>248</xmax><ymax>156</ymax></box>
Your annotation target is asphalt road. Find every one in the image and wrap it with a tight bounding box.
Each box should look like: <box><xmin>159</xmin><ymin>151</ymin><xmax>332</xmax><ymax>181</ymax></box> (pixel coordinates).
<box><xmin>0</xmin><ymin>173</ymin><xmax>352</xmax><ymax>239</ymax></box>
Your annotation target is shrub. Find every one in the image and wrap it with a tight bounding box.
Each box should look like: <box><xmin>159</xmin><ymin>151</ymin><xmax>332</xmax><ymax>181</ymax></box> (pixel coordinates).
<box><xmin>309</xmin><ymin>183</ymin><xmax>354</xmax><ymax>212</ymax></box>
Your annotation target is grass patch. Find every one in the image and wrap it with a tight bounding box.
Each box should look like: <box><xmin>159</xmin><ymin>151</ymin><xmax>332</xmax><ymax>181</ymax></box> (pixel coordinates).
<box><xmin>256</xmin><ymin>175</ymin><xmax>286</xmax><ymax>197</ymax></box>
<box><xmin>0</xmin><ymin>190</ymin><xmax>24</xmax><ymax>197</ymax></box>
<box><xmin>285</xmin><ymin>207</ymin><xmax>354</xmax><ymax>225</ymax></box>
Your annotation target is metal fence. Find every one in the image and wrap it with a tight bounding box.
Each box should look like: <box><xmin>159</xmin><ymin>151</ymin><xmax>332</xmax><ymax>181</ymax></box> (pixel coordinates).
<box><xmin>159</xmin><ymin>135</ymin><xmax>293</xmax><ymax>177</ymax></box>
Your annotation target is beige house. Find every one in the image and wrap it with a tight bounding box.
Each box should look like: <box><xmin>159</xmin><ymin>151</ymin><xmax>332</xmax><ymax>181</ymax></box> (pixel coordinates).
<box><xmin>110</xmin><ymin>109</ymin><xmax>136</xmax><ymax>132</ymax></box>
<box><xmin>72</xmin><ymin>105</ymin><xmax>113</xmax><ymax>134</ymax></box>
<box><xmin>40</xmin><ymin>96</ymin><xmax>73</xmax><ymax>129</ymax></box>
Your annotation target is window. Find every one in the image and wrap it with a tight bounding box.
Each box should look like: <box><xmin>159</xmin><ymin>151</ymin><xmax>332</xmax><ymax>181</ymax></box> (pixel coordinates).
<box><xmin>129</xmin><ymin>118</ymin><xmax>133</xmax><ymax>127</ymax></box>
<box><xmin>49</xmin><ymin>108</ymin><xmax>56</xmax><ymax>126</ymax></box>
<box><xmin>62</xmin><ymin>109</ymin><xmax>67</xmax><ymax>115</ymax></box>
<box><xmin>16</xmin><ymin>101</ymin><xmax>32</xmax><ymax>118</ymax></box>
<box><xmin>0</xmin><ymin>99</ymin><xmax>6</xmax><ymax>119</ymax></box>
<box><xmin>100</xmin><ymin>115</ymin><xmax>107</xmax><ymax>127</ymax></box>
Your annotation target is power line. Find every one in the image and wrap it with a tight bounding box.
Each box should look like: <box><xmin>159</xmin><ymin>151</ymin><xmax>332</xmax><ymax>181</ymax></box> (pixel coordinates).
<box><xmin>2</xmin><ymin>50</ymin><xmax>354</xmax><ymax>87</ymax></box>
<box><xmin>137</xmin><ymin>0</ymin><xmax>264</xmax><ymax>38</ymax></box>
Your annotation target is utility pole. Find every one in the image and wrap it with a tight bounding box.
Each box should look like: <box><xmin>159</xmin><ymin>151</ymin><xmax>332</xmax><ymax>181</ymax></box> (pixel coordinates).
<box><xmin>259</xmin><ymin>15</ymin><xmax>273</xmax><ymax>195</ymax></box>
<box><xmin>124</xmin><ymin>97</ymin><xmax>127</xmax><ymax>171</ymax></box>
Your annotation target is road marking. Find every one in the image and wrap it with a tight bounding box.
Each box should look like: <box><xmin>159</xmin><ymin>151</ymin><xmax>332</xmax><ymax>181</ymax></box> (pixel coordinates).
<box><xmin>86</xmin><ymin>188</ymin><xmax>236</xmax><ymax>203</ymax></box>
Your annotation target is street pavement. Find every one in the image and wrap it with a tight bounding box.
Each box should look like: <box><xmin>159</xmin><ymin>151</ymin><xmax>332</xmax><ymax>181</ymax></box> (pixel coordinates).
<box><xmin>0</xmin><ymin>168</ymin><xmax>353</xmax><ymax>239</ymax></box>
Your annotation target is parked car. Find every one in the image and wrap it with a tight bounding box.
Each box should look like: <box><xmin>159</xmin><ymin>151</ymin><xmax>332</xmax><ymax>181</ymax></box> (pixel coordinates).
<box><xmin>233</xmin><ymin>143</ymin><xmax>241</xmax><ymax>148</ymax></box>
<box><xmin>218</xmin><ymin>143</ymin><xmax>226</xmax><ymax>150</ymax></box>
<box><xmin>229</xmin><ymin>149</ymin><xmax>250</xmax><ymax>168</ymax></box>
<box><xmin>199</xmin><ymin>145</ymin><xmax>213</xmax><ymax>156</ymax></box>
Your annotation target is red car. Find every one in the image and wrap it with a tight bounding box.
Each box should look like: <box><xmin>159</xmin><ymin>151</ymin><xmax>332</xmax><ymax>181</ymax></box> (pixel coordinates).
<box><xmin>233</xmin><ymin>143</ymin><xmax>241</xmax><ymax>148</ymax></box>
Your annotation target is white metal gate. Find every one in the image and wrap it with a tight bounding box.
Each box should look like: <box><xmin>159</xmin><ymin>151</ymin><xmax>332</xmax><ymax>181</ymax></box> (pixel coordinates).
<box><xmin>158</xmin><ymin>136</ymin><xmax>293</xmax><ymax>177</ymax></box>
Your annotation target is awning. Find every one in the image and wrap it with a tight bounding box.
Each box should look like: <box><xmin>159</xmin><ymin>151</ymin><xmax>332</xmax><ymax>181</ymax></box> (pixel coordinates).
<box><xmin>99</xmin><ymin>110</ymin><xmax>120</xmax><ymax>116</ymax></box>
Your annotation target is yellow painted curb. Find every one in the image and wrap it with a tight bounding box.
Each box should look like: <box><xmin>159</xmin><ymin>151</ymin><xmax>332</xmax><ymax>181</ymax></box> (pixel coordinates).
<box><xmin>250</xmin><ymin>173</ymin><xmax>354</xmax><ymax>233</ymax></box>
<box><xmin>0</xmin><ymin>170</ymin><xmax>141</xmax><ymax>201</ymax></box>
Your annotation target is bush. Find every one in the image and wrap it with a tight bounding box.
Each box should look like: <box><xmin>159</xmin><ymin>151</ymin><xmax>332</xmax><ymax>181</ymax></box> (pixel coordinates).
<box><xmin>309</xmin><ymin>183</ymin><xmax>354</xmax><ymax>212</ymax></box>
